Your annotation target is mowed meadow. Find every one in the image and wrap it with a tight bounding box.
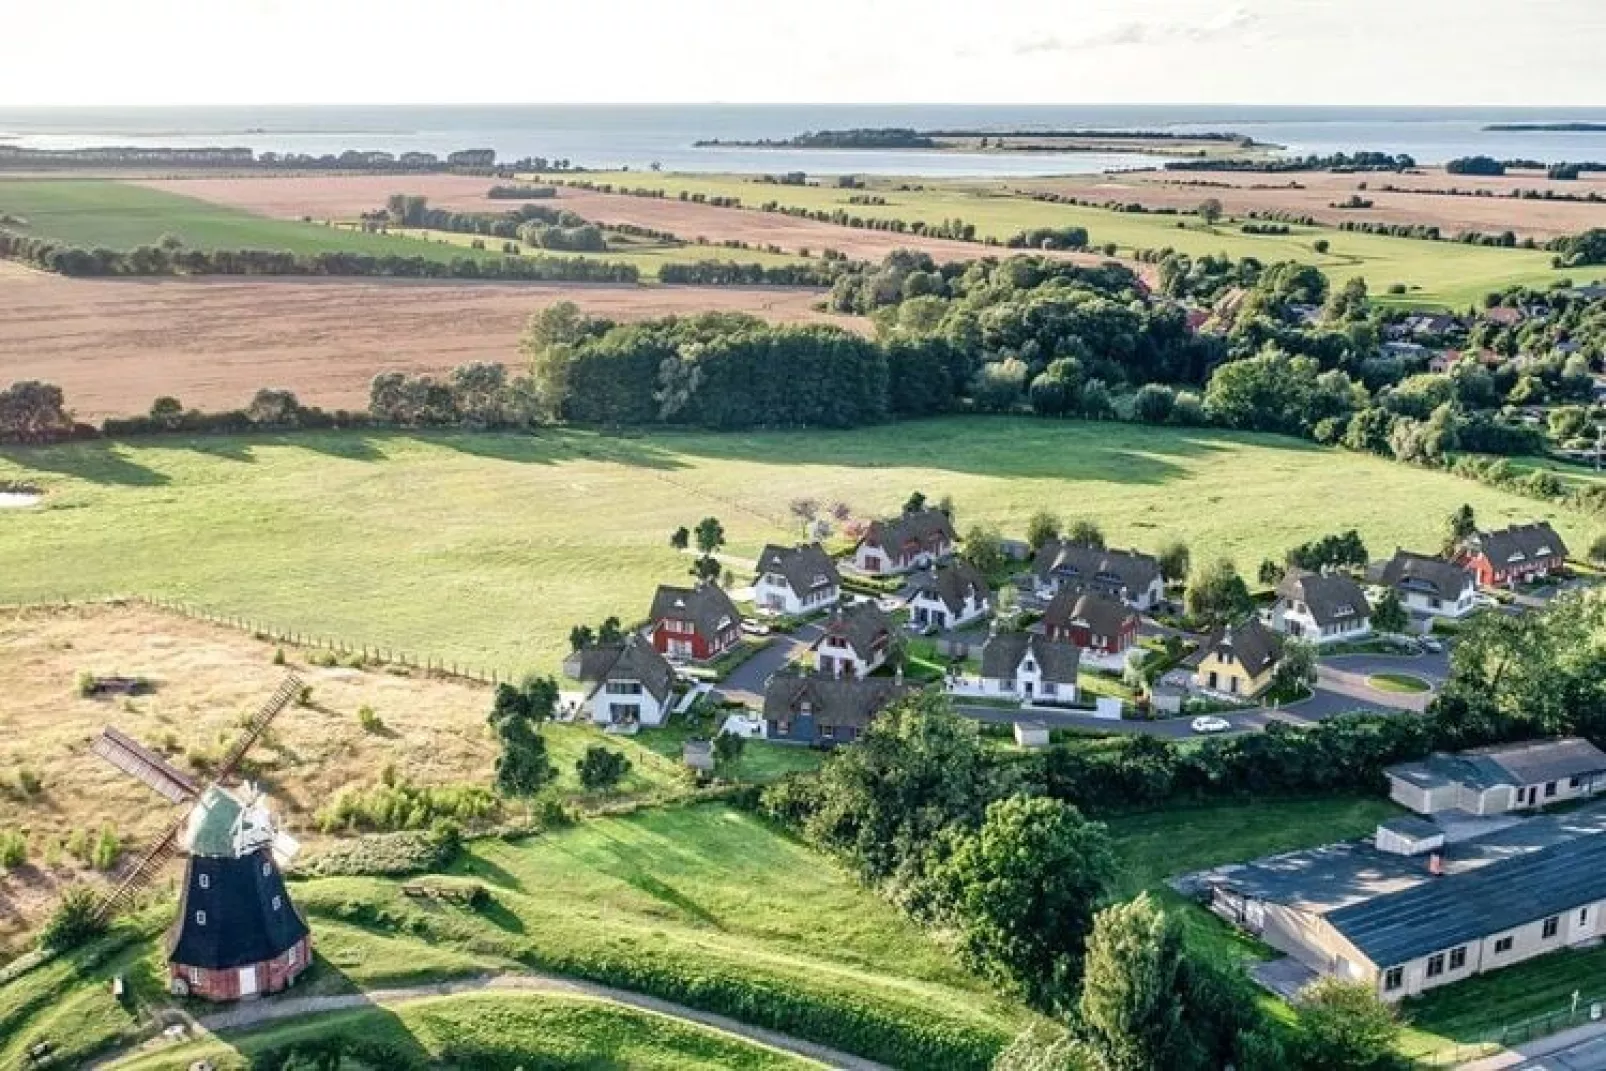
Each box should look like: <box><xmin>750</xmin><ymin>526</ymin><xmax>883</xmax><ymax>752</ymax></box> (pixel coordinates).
<box><xmin>0</xmin><ymin>417</ymin><xmax>1588</xmax><ymax>676</ymax></box>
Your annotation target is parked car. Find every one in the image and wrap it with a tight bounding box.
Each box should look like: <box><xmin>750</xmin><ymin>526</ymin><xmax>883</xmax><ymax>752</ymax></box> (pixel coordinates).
<box><xmin>740</xmin><ymin>620</ymin><xmax>773</xmax><ymax>637</ymax></box>
<box><xmin>1419</xmin><ymin>637</ymin><xmax>1445</xmax><ymax>654</ymax></box>
<box><xmin>1190</xmin><ymin>715</ymin><xmax>1232</xmax><ymax>734</ymax></box>
<box><xmin>876</xmin><ymin>596</ymin><xmax>903</xmax><ymax>612</ymax></box>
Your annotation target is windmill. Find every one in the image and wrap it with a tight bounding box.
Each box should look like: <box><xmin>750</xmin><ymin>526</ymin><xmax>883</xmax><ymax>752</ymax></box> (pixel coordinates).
<box><xmin>89</xmin><ymin>674</ymin><xmax>312</xmax><ymax>1002</ymax></box>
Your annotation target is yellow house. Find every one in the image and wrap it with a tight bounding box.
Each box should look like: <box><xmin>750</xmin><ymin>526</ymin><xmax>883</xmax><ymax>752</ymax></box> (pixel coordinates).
<box><xmin>1194</xmin><ymin>620</ymin><xmax>1284</xmax><ymax>698</ymax></box>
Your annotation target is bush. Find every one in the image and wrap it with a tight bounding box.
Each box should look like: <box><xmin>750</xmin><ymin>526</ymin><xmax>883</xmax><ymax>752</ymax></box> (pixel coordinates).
<box><xmin>37</xmin><ymin>884</ymin><xmax>107</xmax><ymax>952</ymax></box>
<box><xmin>576</xmin><ymin>746</ymin><xmax>632</xmax><ymax>791</ymax></box>
<box><xmin>358</xmin><ymin>704</ymin><xmax>385</xmax><ymax>733</ymax></box>
<box><xmin>316</xmin><ymin>779</ymin><xmax>500</xmax><ymax>834</ymax></box>
<box><xmin>0</xmin><ymin>830</ymin><xmax>26</xmax><ymax>868</ymax></box>
<box><xmin>298</xmin><ymin>826</ymin><xmax>464</xmax><ymax>878</ymax></box>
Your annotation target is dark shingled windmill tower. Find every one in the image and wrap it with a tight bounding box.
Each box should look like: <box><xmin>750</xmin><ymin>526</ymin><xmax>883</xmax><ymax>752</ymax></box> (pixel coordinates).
<box><xmin>89</xmin><ymin>675</ymin><xmax>311</xmax><ymax>1001</ymax></box>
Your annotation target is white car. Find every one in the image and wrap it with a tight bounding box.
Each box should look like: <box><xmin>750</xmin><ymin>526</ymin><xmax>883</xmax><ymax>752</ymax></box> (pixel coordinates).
<box><xmin>740</xmin><ymin>619</ymin><xmax>773</xmax><ymax>637</ymax></box>
<box><xmin>1419</xmin><ymin>638</ymin><xmax>1445</xmax><ymax>654</ymax></box>
<box><xmin>1190</xmin><ymin>715</ymin><xmax>1233</xmax><ymax>734</ymax></box>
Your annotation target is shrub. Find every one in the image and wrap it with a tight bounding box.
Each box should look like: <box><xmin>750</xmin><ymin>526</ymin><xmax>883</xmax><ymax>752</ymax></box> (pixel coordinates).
<box><xmin>358</xmin><ymin>704</ymin><xmax>385</xmax><ymax>733</ymax></box>
<box><xmin>75</xmin><ymin>670</ymin><xmax>96</xmax><ymax>697</ymax></box>
<box><xmin>90</xmin><ymin>825</ymin><xmax>120</xmax><ymax>870</ymax></box>
<box><xmin>316</xmin><ymin>779</ymin><xmax>500</xmax><ymax>834</ymax></box>
<box><xmin>298</xmin><ymin>826</ymin><xmax>463</xmax><ymax>878</ymax></box>
<box><xmin>37</xmin><ymin>884</ymin><xmax>107</xmax><ymax>952</ymax></box>
<box><xmin>576</xmin><ymin>746</ymin><xmax>632</xmax><ymax>792</ymax></box>
<box><xmin>296</xmin><ymin>684</ymin><xmax>315</xmax><ymax>706</ymax></box>
<box><xmin>272</xmin><ymin>647</ymin><xmax>287</xmax><ymax>666</ymax></box>
<box><xmin>0</xmin><ymin>830</ymin><xmax>27</xmax><ymax>868</ymax></box>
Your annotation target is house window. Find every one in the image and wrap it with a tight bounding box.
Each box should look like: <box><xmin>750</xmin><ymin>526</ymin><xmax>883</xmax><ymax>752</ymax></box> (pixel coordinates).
<box><xmin>1384</xmin><ymin>966</ymin><xmax>1403</xmax><ymax>991</ymax></box>
<box><xmin>1581</xmin><ymin>908</ymin><xmax>1591</xmax><ymax>926</ymax></box>
<box><xmin>1426</xmin><ymin>953</ymin><xmax>1445</xmax><ymax>978</ymax></box>
<box><xmin>1543</xmin><ymin>916</ymin><xmax>1560</xmax><ymax>939</ymax></box>
<box><xmin>605</xmin><ymin>681</ymin><xmax>643</xmax><ymax>695</ymax></box>
<box><xmin>189</xmin><ymin>967</ymin><xmax>203</xmax><ymax>985</ymax></box>
<box><xmin>1495</xmin><ymin>936</ymin><xmax>1513</xmax><ymax>954</ymax></box>
<box><xmin>777</xmin><ymin>719</ymin><xmax>792</xmax><ymax>734</ymax></box>
<box><xmin>1545</xmin><ymin>781</ymin><xmax>1558</xmax><ymax>798</ymax></box>
<box><xmin>198</xmin><ymin>873</ymin><xmax>210</xmax><ymax>890</ymax></box>
<box><xmin>1449</xmin><ymin>947</ymin><xmax>1467</xmax><ymax>970</ymax></box>
<box><xmin>195</xmin><ymin>910</ymin><xmax>207</xmax><ymax>926</ymax></box>
<box><xmin>287</xmin><ymin>943</ymin><xmax>299</xmax><ymax>967</ymax></box>
<box><xmin>820</xmin><ymin>725</ymin><xmax>836</xmax><ymax>740</ymax></box>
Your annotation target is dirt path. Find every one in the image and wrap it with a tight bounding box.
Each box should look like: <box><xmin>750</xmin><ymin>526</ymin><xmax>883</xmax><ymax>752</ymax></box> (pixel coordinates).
<box><xmin>98</xmin><ymin>971</ymin><xmax>891</xmax><ymax>1071</ymax></box>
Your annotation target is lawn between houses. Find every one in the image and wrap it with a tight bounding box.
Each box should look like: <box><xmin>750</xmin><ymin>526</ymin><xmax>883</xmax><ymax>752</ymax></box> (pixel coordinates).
<box><xmin>0</xmin><ymin>417</ymin><xmax>1586</xmax><ymax>680</ymax></box>
<box><xmin>538</xmin><ymin>172</ymin><xmax>1588</xmax><ymax>308</ymax></box>
<box><xmin>0</xmin><ymin>804</ymin><xmax>1032</xmax><ymax>1071</ymax></box>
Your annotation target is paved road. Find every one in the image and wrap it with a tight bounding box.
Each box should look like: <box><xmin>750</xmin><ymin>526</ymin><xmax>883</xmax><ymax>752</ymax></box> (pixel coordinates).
<box><xmin>713</xmin><ymin>623</ymin><xmax>820</xmax><ymax>708</ymax></box>
<box><xmin>97</xmin><ymin>972</ymin><xmax>883</xmax><ymax>1071</ymax></box>
<box><xmin>955</xmin><ymin>703</ymin><xmax>1283</xmax><ymax>739</ymax></box>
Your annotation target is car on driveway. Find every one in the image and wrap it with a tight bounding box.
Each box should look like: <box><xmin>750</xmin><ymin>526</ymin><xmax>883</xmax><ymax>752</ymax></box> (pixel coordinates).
<box><xmin>1190</xmin><ymin>715</ymin><xmax>1232</xmax><ymax>734</ymax></box>
<box><xmin>1419</xmin><ymin>637</ymin><xmax>1444</xmax><ymax>654</ymax></box>
<box><xmin>740</xmin><ymin>619</ymin><xmax>773</xmax><ymax>637</ymax></box>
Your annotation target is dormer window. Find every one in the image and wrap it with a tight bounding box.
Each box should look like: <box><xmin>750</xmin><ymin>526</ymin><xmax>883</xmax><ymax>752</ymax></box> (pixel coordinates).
<box><xmin>195</xmin><ymin>910</ymin><xmax>207</xmax><ymax>926</ymax></box>
<box><xmin>198</xmin><ymin>873</ymin><xmax>210</xmax><ymax>890</ymax></box>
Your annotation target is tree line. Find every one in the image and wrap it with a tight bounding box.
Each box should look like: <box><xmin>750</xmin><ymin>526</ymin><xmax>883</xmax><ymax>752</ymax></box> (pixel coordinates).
<box><xmin>0</xmin><ymin>228</ymin><xmax>640</xmax><ymax>282</ymax></box>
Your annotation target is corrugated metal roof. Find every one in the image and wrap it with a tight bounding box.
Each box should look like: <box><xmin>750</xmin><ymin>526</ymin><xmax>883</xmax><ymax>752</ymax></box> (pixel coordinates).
<box><xmin>1327</xmin><ymin>830</ymin><xmax>1606</xmax><ymax>968</ymax></box>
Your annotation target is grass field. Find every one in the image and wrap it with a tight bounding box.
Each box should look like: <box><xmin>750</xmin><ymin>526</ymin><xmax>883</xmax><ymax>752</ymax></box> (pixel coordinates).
<box><xmin>1368</xmin><ymin>672</ymin><xmax>1434</xmax><ymax>693</ymax></box>
<box><xmin>0</xmin><ymin>179</ymin><xmax>506</xmax><ymax>262</ymax></box>
<box><xmin>0</xmin><ymin>804</ymin><xmax>1029</xmax><ymax>1069</ymax></box>
<box><xmin>110</xmin><ymin>992</ymin><xmax>823</xmax><ymax>1071</ymax></box>
<box><xmin>388</xmin><ymin>223</ymin><xmax>812</xmax><ymax>277</ymax></box>
<box><xmin>0</xmin><ymin>417</ymin><xmax>1589</xmax><ymax>677</ymax></box>
<box><xmin>1101</xmin><ymin>796</ymin><xmax>1404</xmax><ymax>900</ymax></box>
<box><xmin>0</xmin><ymin>418</ymin><xmax>1589</xmax><ymax>675</ymax></box>
<box><xmin>548</xmin><ymin>172</ymin><xmax>1583</xmax><ymax>308</ymax></box>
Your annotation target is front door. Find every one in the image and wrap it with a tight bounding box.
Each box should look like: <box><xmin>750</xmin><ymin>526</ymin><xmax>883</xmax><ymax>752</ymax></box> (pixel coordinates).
<box><xmin>237</xmin><ymin>966</ymin><xmax>259</xmax><ymax>998</ymax></box>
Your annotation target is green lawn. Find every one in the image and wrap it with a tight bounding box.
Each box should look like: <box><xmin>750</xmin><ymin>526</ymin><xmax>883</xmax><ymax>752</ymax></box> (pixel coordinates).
<box><xmin>546</xmin><ymin>172</ymin><xmax>1590</xmax><ymax>308</ymax></box>
<box><xmin>110</xmin><ymin>992</ymin><xmax>822</xmax><ymax>1071</ymax></box>
<box><xmin>1368</xmin><ymin>672</ymin><xmax>1433</xmax><ymax>693</ymax></box>
<box><xmin>0</xmin><ymin>417</ymin><xmax>1588</xmax><ymax>678</ymax></box>
<box><xmin>0</xmin><ymin>179</ymin><xmax>505</xmax><ymax>262</ymax></box>
<box><xmin>1102</xmin><ymin>795</ymin><xmax>1404</xmax><ymax>900</ymax></box>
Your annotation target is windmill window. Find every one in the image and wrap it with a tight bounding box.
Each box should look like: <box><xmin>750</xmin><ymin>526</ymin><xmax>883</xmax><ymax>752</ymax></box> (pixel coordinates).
<box><xmin>195</xmin><ymin>910</ymin><xmax>207</xmax><ymax>926</ymax></box>
<box><xmin>198</xmin><ymin>874</ymin><xmax>210</xmax><ymax>890</ymax></box>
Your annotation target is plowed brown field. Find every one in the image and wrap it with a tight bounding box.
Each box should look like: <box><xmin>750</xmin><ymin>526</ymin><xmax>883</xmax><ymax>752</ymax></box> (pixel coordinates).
<box><xmin>0</xmin><ymin>270</ymin><xmax>846</xmax><ymax>419</ymax></box>
<box><xmin>1016</xmin><ymin>167</ymin><xmax>1606</xmax><ymax>241</ymax></box>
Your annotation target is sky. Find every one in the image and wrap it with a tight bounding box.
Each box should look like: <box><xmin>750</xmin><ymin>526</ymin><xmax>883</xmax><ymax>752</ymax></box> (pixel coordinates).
<box><xmin>4</xmin><ymin>0</ymin><xmax>1605</xmax><ymax>107</ymax></box>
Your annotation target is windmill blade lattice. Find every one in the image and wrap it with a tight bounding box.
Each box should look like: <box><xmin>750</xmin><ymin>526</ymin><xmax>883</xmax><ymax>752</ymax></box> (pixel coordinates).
<box><xmin>216</xmin><ymin>674</ymin><xmax>301</xmax><ymax>783</ymax></box>
<box><xmin>94</xmin><ymin>812</ymin><xmax>186</xmax><ymax>923</ymax></box>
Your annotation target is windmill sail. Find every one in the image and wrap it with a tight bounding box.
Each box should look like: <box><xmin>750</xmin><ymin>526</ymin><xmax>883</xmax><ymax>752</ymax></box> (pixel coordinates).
<box><xmin>92</xmin><ymin>726</ymin><xmax>200</xmax><ymax>804</ymax></box>
<box><xmin>216</xmin><ymin>674</ymin><xmax>301</xmax><ymax>782</ymax></box>
<box><xmin>95</xmin><ymin>813</ymin><xmax>186</xmax><ymax>922</ymax></box>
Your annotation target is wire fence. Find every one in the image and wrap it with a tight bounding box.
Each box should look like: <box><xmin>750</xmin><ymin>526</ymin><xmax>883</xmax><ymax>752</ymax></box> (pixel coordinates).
<box><xmin>19</xmin><ymin>593</ymin><xmax>517</xmax><ymax>688</ymax></box>
<box><xmin>1410</xmin><ymin>990</ymin><xmax>1606</xmax><ymax>1067</ymax></box>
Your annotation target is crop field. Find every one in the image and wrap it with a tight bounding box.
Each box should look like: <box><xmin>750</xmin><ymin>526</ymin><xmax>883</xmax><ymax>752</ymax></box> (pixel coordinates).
<box><xmin>0</xmin><ymin>805</ymin><xmax>1029</xmax><ymax>1069</ymax></box>
<box><xmin>540</xmin><ymin>172</ymin><xmax>1585</xmax><ymax>308</ymax></box>
<box><xmin>0</xmin><ymin>179</ymin><xmax>511</xmax><ymax>261</ymax></box>
<box><xmin>0</xmin><ymin>270</ymin><xmax>845</xmax><ymax>420</ymax></box>
<box><xmin>0</xmin><ymin>418</ymin><xmax>1588</xmax><ymax>678</ymax></box>
<box><xmin>1017</xmin><ymin>167</ymin><xmax>1606</xmax><ymax>243</ymax></box>
<box><xmin>110</xmin><ymin>992</ymin><xmax>824</xmax><ymax>1071</ymax></box>
<box><xmin>142</xmin><ymin>171</ymin><xmax>1119</xmax><ymax>272</ymax></box>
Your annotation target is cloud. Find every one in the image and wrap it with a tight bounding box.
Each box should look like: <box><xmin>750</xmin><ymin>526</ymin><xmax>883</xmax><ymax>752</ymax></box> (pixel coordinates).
<box><xmin>1014</xmin><ymin>5</ymin><xmax>1259</xmax><ymax>55</ymax></box>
